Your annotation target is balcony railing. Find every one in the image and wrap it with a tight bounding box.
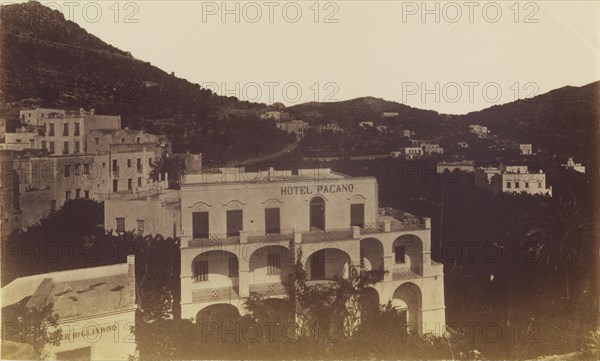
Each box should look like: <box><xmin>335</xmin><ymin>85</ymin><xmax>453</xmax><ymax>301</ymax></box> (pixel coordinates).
<box><xmin>249</xmin><ymin>282</ymin><xmax>287</xmax><ymax>296</ymax></box>
<box><xmin>186</xmin><ymin>218</ymin><xmax>429</xmax><ymax>248</ymax></box>
<box><xmin>192</xmin><ymin>286</ymin><xmax>239</xmax><ymax>303</ymax></box>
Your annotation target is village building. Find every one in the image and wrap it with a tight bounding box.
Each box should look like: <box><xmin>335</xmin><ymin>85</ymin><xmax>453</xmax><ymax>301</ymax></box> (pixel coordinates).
<box><xmin>561</xmin><ymin>157</ymin><xmax>585</xmax><ymax>173</ymax></box>
<box><xmin>276</xmin><ymin>120</ymin><xmax>308</xmax><ymax>139</ymax></box>
<box><xmin>177</xmin><ymin>167</ymin><xmax>446</xmax><ymax>335</ymax></box>
<box><xmin>508</xmin><ymin>143</ymin><xmax>533</xmax><ymax>155</ymax></box>
<box><xmin>436</xmin><ymin>161</ymin><xmax>475</xmax><ymax>174</ymax></box>
<box><xmin>260</xmin><ymin>111</ymin><xmax>290</xmax><ymax>121</ymax></box>
<box><xmin>421</xmin><ymin>143</ymin><xmax>444</xmax><ymax>155</ymax></box>
<box><xmin>19</xmin><ymin>108</ymin><xmax>66</xmax><ymax>127</ymax></box>
<box><xmin>1</xmin><ymin>256</ymin><xmax>137</xmax><ymax>361</ymax></box>
<box><xmin>475</xmin><ymin>165</ymin><xmax>552</xmax><ymax>196</ymax></box>
<box><xmin>314</xmin><ymin>123</ymin><xmax>343</xmax><ymax>133</ymax></box>
<box><xmin>104</xmin><ymin>188</ymin><xmax>181</xmax><ymax>238</ymax></box>
<box><xmin>469</xmin><ymin>125</ymin><xmax>490</xmax><ymax>137</ymax></box>
<box><xmin>391</xmin><ymin>147</ymin><xmax>423</xmax><ymax>160</ymax></box>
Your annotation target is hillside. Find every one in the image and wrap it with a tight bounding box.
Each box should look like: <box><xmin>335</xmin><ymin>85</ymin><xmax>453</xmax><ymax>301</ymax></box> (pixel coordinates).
<box><xmin>289</xmin><ymin>83</ymin><xmax>599</xmax><ymax>163</ymax></box>
<box><xmin>0</xmin><ymin>1</ymin><xmax>294</xmax><ymax>162</ymax></box>
<box><xmin>462</xmin><ymin>81</ymin><xmax>600</xmax><ymax>163</ymax></box>
<box><xmin>288</xmin><ymin>96</ymin><xmax>445</xmax><ymax>128</ymax></box>
<box><xmin>1</xmin><ymin>2</ymin><xmax>598</xmax><ymax>164</ymax></box>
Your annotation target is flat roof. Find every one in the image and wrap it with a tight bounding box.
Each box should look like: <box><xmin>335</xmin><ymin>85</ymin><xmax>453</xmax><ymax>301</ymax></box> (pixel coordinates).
<box><xmin>2</xmin><ymin>262</ymin><xmax>134</xmax><ymax>320</ymax></box>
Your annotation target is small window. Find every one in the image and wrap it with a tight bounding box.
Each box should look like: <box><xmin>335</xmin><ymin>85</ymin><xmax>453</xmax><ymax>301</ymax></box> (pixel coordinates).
<box><xmin>127</xmin><ymin>179</ymin><xmax>132</xmax><ymax>190</ymax></box>
<box><xmin>121</xmin><ymin>138</ymin><xmax>125</xmax><ymax>144</ymax></box>
<box><xmin>350</xmin><ymin>203</ymin><xmax>365</xmax><ymax>228</ymax></box>
<box><xmin>226</xmin><ymin>209</ymin><xmax>243</xmax><ymax>237</ymax></box>
<box><xmin>84</xmin><ymin>190</ymin><xmax>90</xmax><ymax>199</ymax></box>
<box><xmin>525</xmin><ymin>182</ymin><xmax>529</xmax><ymax>188</ymax></box>
<box><xmin>49</xmin><ymin>123</ymin><xmax>55</xmax><ymax>136</ymax></box>
<box><xmin>515</xmin><ymin>182</ymin><xmax>520</xmax><ymax>188</ymax></box>
<box><xmin>265</xmin><ymin>208</ymin><xmax>280</xmax><ymax>234</ymax></box>
<box><xmin>74</xmin><ymin>141</ymin><xmax>80</xmax><ymax>153</ymax></box>
<box><xmin>395</xmin><ymin>245</ymin><xmax>406</xmax><ymax>264</ymax></box>
<box><xmin>49</xmin><ymin>142</ymin><xmax>55</xmax><ymax>153</ymax></box>
<box><xmin>538</xmin><ymin>182</ymin><xmax>542</xmax><ymax>188</ymax></box>
<box><xmin>95</xmin><ymin>137</ymin><xmax>100</xmax><ymax>145</ymax></box>
<box><xmin>127</xmin><ymin>159</ymin><xmax>132</xmax><ymax>168</ymax></box>
<box><xmin>137</xmin><ymin>158</ymin><xmax>142</xmax><ymax>172</ymax></box>
<box><xmin>83</xmin><ymin>164</ymin><xmax>90</xmax><ymax>175</ymax></box>
<box><xmin>506</xmin><ymin>182</ymin><xmax>511</xmax><ymax>188</ymax></box>
<box><xmin>137</xmin><ymin>177</ymin><xmax>142</xmax><ymax>187</ymax></box>
<box><xmin>116</xmin><ymin>218</ymin><xmax>125</xmax><ymax>232</ymax></box>
<box><xmin>137</xmin><ymin>137</ymin><xmax>141</xmax><ymax>144</ymax></box>
<box><xmin>113</xmin><ymin>179</ymin><xmax>118</xmax><ymax>192</ymax></box>
<box><xmin>194</xmin><ymin>260</ymin><xmax>208</xmax><ymax>282</ymax></box>
<box><xmin>74</xmin><ymin>123</ymin><xmax>80</xmax><ymax>136</ymax></box>
<box><xmin>64</xmin><ymin>165</ymin><xmax>71</xmax><ymax>177</ymax></box>
<box><xmin>137</xmin><ymin>220</ymin><xmax>145</xmax><ymax>232</ymax></box>
<box><xmin>63</xmin><ymin>123</ymin><xmax>69</xmax><ymax>136</ymax></box>
<box><xmin>65</xmin><ymin>191</ymin><xmax>72</xmax><ymax>201</ymax></box>
<box><xmin>75</xmin><ymin>188</ymin><xmax>81</xmax><ymax>199</ymax></box>
<box><xmin>267</xmin><ymin>253</ymin><xmax>281</xmax><ymax>275</ymax></box>
<box><xmin>74</xmin><ymin>164</ymin><xmax>81</xmax><ymax>175</ymax></box>
<box><xmin>228</xmin><ymin>257</ymin><xmax>239</xmax><ymax>278</ymax></box>
<box><xmin>63</xmin><ymin>142</ymin><xmax>69</xmax><ymax>154</ymax></box>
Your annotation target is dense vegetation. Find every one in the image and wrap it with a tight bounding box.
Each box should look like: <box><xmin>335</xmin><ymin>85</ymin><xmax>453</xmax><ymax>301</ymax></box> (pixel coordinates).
<box><xmin>0</xmin><ymin>2</ymin><xmax>294</xmax><ymax>162</ymax></box>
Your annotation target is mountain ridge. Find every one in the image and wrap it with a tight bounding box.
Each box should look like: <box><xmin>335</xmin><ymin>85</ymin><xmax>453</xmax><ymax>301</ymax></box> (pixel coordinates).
<box><xmin>1</xmin><ymin>1</ymin><xmax>598</xmax><ymax>163</ymax></box>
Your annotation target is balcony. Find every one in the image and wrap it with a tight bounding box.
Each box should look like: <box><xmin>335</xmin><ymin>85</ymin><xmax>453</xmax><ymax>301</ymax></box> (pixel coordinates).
<box><xmin>186</xmin><ymin>217</ymin><xmax>429</xmax><ymax>249</ymax></box>
<box><xmin>249</xmin><ymin>282</ymin><xmax>287</xmax><ymax>297</ymax></box>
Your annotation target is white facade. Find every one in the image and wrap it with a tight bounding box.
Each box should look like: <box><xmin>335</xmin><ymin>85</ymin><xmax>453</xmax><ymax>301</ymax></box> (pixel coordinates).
<box><xmin>178</xmin><ymin>167</ymin><xmax>446</xmax><ymax>335</ymax></box>
<box><xmin>475</xmin><ymin>165</ymin><xmax>552</xmax><ymax>196</ymax></box>
<box><xmin>436</xmin><ymin>161</ymin><xmax>475</xmax><ymax>173</ymax></box>
<box><xmin>469</xmin><ymin>124</ymin><xmax>489</xmax><ymax>137</ymax></box>
<box><xmin>276</xmin><ymin>120</ymin><xmax>308</xmax><ymax>139</ymax></box>
<box><xmin>421</xmin><ymin>143</ymin><xmax>444</xmax><ymax>155</ymax></box>
<box><xmin>1</xmin><ymin>257</ymin><xmax>137</xmax><ymax>361</ymax></box>
<box><xmin>0</xmin><ymin>130</ymin><xmax>41</xmax><ymax>151</ymax></box>
<box><xmin>509</xmin><ymin>143</ymin><xmax>533</xmax><ymax>155</ymax></box>
<box><xmin>19</xmin><ymin>108</ymin><xmax>65</xmax><ymax>126</ymax></box>
<box><xmin>562</xmin><ymin>157</ymin><xmax>585</xmax><ymax>173</ymax></box>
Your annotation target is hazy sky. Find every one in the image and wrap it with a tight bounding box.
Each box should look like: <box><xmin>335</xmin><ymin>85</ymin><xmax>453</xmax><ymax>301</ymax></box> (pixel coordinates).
<box><xmin>7</xmin><ymin>0</ymin><xmax>600</xmax><ymax>114</ymax></box>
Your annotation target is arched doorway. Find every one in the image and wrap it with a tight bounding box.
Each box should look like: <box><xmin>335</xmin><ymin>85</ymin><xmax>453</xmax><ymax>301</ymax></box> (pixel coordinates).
<box><xmin>360</xmin><ymin>238</ymin><xmax>384</xmax><ymax>271</ymax></box>
<box><xmin>248</xmin><ymin>245</ymin><xmax>292</xmax><ymax>295</ymax></box>
<box><xmin>305</xmin><ymin>248</ymin><xmax>351</xmax><ymax>280</ymax></box>
<box><xmin>196</xmin><ymin>304</ymin><xmax>241</xmax><ymax>324</ymax></box>
<box><xmin>359</xmin><ymin>287</ymin><xmax>380</xmax><ymax>318</ymax></box>
<box><xmin>393</xmin><ymin>282</ymin><xmax>422</xmax><ymax>334</ymax></box>
<box><xmin>309</xmin><ymin>196</ymin><xmax>325</xmax><ymax>231</ymax></box>
<box><xmin>392</xmin><ymin>235</ymin><xmax>423</xmax><ymax>275</ymax></box>
<box><xmin>192</xmin><ymin>251</ymin><xmax>239</xmax><ymax>290</ymax></box>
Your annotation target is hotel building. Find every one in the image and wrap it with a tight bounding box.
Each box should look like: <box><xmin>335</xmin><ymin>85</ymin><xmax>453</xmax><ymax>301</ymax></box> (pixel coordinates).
<box><xmin>1</xmin><ymin>256</ymin><xmax>137</xmax><ymax>360</ymax></box>
<box><xmin>178</xmin><ymin>167</ymin><xmax>446</xmax><ymax>334</ymax></box>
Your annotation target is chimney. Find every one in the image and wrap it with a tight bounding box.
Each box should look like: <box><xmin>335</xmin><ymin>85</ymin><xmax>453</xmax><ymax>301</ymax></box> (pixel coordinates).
<box><xmin>127</xmin><ymin>254</ymin><xmax>136</xmax><ymax>306</ymax></box>
<box><xmin>423</xmin><ymin>217</ymin><xmax>432</xmax><ymax>229</ymax></box>
<box><xmin>268</xmin><ymin>167</ymin><xmax>274</xmax><ymax>181</ymax></box>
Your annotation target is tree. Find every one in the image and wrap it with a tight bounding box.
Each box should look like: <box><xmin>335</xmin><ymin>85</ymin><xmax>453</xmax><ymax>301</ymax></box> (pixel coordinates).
<box><xmin>523</xmin><ymin>194</ymin><xmax>596</xmax><ymax>300</ymax></box>
<box><xmin>150</xmin><ymin>154</ymin><xmax>186</xmax><ymax>189</ymax></box>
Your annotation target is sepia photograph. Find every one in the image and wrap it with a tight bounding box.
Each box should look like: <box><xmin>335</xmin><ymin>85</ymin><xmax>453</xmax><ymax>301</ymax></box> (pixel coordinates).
<box><xmin>0</xmin><ymin>1</ymin><xmax>599</xmax><ymax>360</ymax></box>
